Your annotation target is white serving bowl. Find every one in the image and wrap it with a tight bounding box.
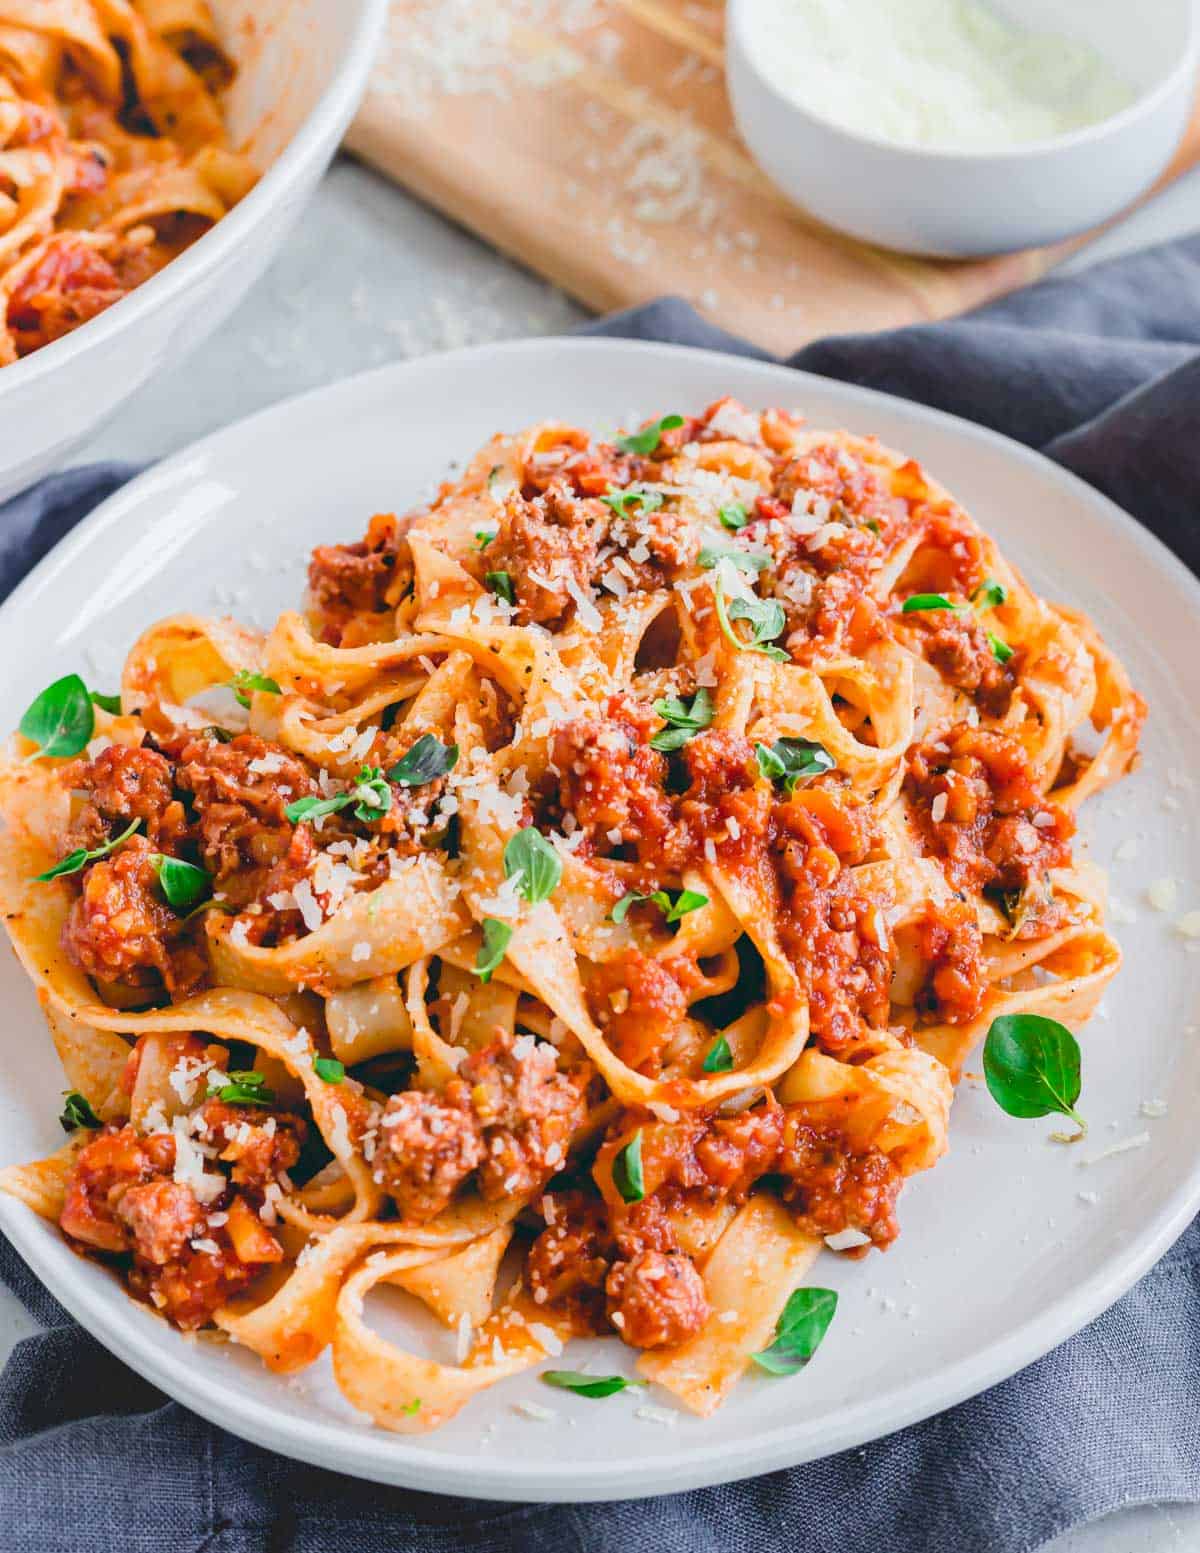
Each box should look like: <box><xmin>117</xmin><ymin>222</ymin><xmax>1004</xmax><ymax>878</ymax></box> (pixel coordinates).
<box><xmin>0</xmin><ymin>0</ymin><xmax>389</xmax><ymax>504</ymax></box>
<box><xmin>726</xmin><ymin>0</ymin><xmax>1199</xmax><ymax>258</ymax></box>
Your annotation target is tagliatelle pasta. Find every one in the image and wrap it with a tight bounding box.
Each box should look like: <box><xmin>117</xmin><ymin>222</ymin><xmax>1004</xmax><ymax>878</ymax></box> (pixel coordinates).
<box><xmin>0</xmin><ymin>399</ymin><xmax>1144</xmax><ymax>1428</ymax></box>
<box><xmin>0</xmin><ymin>0</ymin><xmax>255</xmax><ymax>364</ymax></box>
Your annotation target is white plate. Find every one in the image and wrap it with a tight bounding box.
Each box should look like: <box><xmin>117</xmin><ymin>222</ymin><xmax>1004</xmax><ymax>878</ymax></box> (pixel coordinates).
<box><xmin>1</xmin><ymin>339</ymin><xmax>1197</xmax><ymax>1502</ymax></box>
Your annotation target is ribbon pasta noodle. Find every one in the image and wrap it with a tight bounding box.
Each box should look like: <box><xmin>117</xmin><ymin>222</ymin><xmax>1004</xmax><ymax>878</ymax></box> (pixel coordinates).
<box><xmin>0</xmin><ymin>399</ymin><xmax>1143</xmax><ymax>1427</ymax></box>
<box><xmin>0</xmin><ymin>0</ymin><xmax>255</xmax><ymax>364</ymax></box>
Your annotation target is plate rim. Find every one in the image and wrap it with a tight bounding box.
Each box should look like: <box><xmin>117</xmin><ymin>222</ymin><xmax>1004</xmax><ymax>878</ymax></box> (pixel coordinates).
<box><xmin>2</xmin><ymin>334</ymin><xmax>1198</xmax><ymax>1501</ymax></box>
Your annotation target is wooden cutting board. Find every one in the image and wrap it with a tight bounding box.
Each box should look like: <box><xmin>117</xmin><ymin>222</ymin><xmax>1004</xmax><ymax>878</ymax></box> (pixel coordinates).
<box><xmin>346</xmin><ymin>0</ymin><xmax>1200</xmax><ymax>352</ymax></box>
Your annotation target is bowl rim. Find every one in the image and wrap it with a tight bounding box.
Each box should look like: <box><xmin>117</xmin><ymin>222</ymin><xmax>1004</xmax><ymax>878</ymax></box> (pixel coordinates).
<box><xmin>0</xmin><ymin>0</ymin><xmax>390</xmax><ymax>399</ymax></box>
<box><xmin>727</xmin><ymin>0</ymin><xmax>1200</xmax><ymax>165</ymax></box>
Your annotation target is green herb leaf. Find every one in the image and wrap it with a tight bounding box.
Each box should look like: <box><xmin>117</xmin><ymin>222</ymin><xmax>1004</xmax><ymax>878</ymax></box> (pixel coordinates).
<box><xmin>713</xmin><ymin>578</ymin><xmax>790</xmax><ymax>661</ymax></box>
<box><xmin>35</xmin><ymin>818</ymin><xmax>141</xmax><ymax>882</ymax></box>
<box><xmin>485</xmin><ymin>570</ymin><xmax>516</xmax><ymax>606</ymax></box>
<box><xmin>612</xmin><ymin>1130</ymin><xmax>645</xmax><ymax>1203</ymax></box>
<box><xmin>227</xmin><ymin>670</ymin><xmax>282</xmax><ymax>709</ymax></box>
<box><xmin>205</xmin><ymin>726</ymin><xmax>233</xmax><ymax>744</ymax></box>
<box><xmin>20</xmin><ymin>674</ymin><xmax>94</xmax><ymax>761</ymax></box>
<box><xmin>698</xmin><ymin>544</ymin><xmax>770</xmax><ymax>574</ymax></box>
<box><xmin>752</xmin><ymin>1287</ymin><xmax>838</xmax><ymax>1376</ymax></box>
<box><xmin>503</xmin><ymin>828</ymin><xmax>562</xmax><ymax>904</ymax></box>
<box><xmin>542</xmin><ymin>1370</ymin><xmax>640</xmax><ymax>1399</ymax></box>
<box><xmin>150</xmin><ymin>854</ymin><xmax>211</xmax><ymax>912</ymax></box>
<box><xmin>210</xmin><ymin>1069</ymin><xmax>274</xmax><ymax>1108</ymax></box>
<box><xmin>59</xmin><ymin>1090</ymin><xmax>101</xmax><ymax>1132</ymax></box>
<box><xmin>474</xmin><ymin>917</ymin><xmax>513</xmax><ymax>983</ymax></box>
<box><xmin>865</xmin><ymin>519</ymin><xmax>881</xmax><ymax>536</ymax></box>
<box><xmin>702</xmin><ymin>1035</ymin><xmax>733</xmax><ymax>1073</ymax></box>
<box><xmin>901</xmin><ymin>594</ymin><xmax>956</xmax><ymax>614</ymax></box>
<box><xmin>600</xmin><ymin>487</ymin><xmax>664</xmax><ymax>518</ymax></box>
<box><xmin>314</xmin><ymin>1057</ymin><xmax>345</xmax><ymax>1084</ymax></box>
<box><xmin>983</xmin><ymin>1013</ymin><xmax>1086</xmax><ymax>1141</ymax></box>
<box><xmin>402</xmin><ymin>1398</ymin><xmax>422</xmax><ymax>1416</ymax></box>
<box><xmin>285</xmin><ymin>766</ymin><xmax>391</xmax><ymax>825</ymax></box>
<box><xmin>616</xmin><ymin>413</ymin><xmax>684</xmax><ymax>455</ymax></box>
<box><xmin>475</xmin><ymin>528</ymin><xmax>497</xmax><ymax>550</ymax></box>
<box><xmin>649</xmin><ymin>687</ymin><xmax>714</xmax><ymax>752</ymax></box>
<box><xmin>611</xmin><ymin>888</ymin><xmax>708</xmax><ymax>926</ymax></box>
<box><xmin>972</xmin><ymin>579</ymin><xmax>1007</xmax><ymax>610</ymax></box>
<box><xmin>754</xmin><ymin>738</ymin><xmax>835</xmax><ymax>792</ymax></box>
<box><xmin>387</xmin><ymin>734</ymin><xmax>459</xmax><ymax>788</ymax></box>
<box><xmin>988</xmin><ymin>632</ymin><xmax>1014</xmax><ymax>664</ymax></box>
<box><xmin>718</xmin><ymin>502</ymin><xmax>749</xmax><ymax>531</ymax></box>
<box><xmin>90</xmin><ymin>691</ymin><xmax>122</xmax><ymax>715</ymax></box>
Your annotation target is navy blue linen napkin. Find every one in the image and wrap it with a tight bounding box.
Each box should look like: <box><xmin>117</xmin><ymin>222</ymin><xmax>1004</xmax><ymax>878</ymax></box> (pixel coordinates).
<box><xmin>3</xmin><ymin>232</ymin><xmax>1200</xmax><ymax>1552</ymax></box>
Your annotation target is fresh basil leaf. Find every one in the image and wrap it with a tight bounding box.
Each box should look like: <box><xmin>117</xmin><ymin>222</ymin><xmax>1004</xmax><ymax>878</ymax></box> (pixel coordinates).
<box><xmin>901</xmin><ymin>594</ymin><xmax>956</xmax><ymax>613</ymax></box>
<box><xmin>285</xmin><ymin>792</ymin><xmax>349</xmax><ymax>824</ymax></box>
<box><xmin>475</xmin><ymin>528</ymin><xmax>497</xmax><ymax>550</ymax></box>
<box><xmin>35</xmin><ymin>818</ymin><xmax>141</xmax><ymax>882</ymax></box>
<box><xmin>650</xmin><ymin>687</ymin><xmax>713</xmax><ymax>753</ymax></box>
<box><xmin>402</xmin><ymin>1398</ymin><xmax>422</xmax><ymax>1416</ymax></box>
<box><xmin>210</xmin><ymin>1070</ymin><xmax>274</xmax><ymax>1108</ymax></box>
<box><xmin>388</xmin><ymin>734</ymin><xmax>459</xmax><ymax>788</ymax></box>
<box><xmin>475</xmin><ymin>917</ymin><xmax>512</xmax><ymax>983</ymax></box>
<box><xmin>313</xmin><ymin>1057</ymin><xmax>345</xmax><ymax>1084</ymax></box>
<box><xmin>204</xmin><ymin>725</ymin><xmax>234</xmax><ymax>743</ymax></box>
<box><xmin>658</xmin><ymin>888</ymin><xmax>708</xmax><ymax>923</ymax></box>
<box><xmin>503</xmin><ymin>827</ymin><xmax>562</xmax><ymax>904</ymax></box>
<box><xmin>616</xmin><ymin>414</ymin><xmax>684</xmax><ymax>456</ymax></box>
<box><xmin>612</xmin><ymin>1130</ymin><xmax>645</xmax><ymax>1203</ymax></box>
<box><xmin>611</xmin><ymin>888</ymin><xmax>708</xmax><ymax>926</ymax></box>
<box><xmin>864</xmin><ymin>519</ymin><xmax>881</xmax><ymax>536</ymax></box>
<box><xmin>702</xmin><ymin>1035</ymin><xmax>733</xmax><ymax>1073</ymax></box>
<box><xmin>600</xmin><ymin>487</ymin><xmax>664</xmax><ymax>518</ymax></box>
<box><xmin>983</xmin><ymin>1013</ymin><xmax>1085</xmax><ymax>1140</ymax></box>
<box><xmin>227</xmin><ymin>670</ymin><xmax>281</xmax><ymax>709</ymax></box>
<box><xmin>20</xmin><ymin>674</ymin><xmax>94</xmax><ymax>761</ymax></box>
<box><xmin>610</xmin><ymin>892</ymin><xmax>643</xmax><ymax>925</ymax></box>
<box><xmin>716</xmin><ymin>585</ymin><xmax>789</xmax><ymax>661</ymax></box>
<box><xmin>754</xmin><ymin>738</ymin><xmax>835</xmax><ymax>792</ymax></box>
<box><xmin>718</xmin><ymin>502</ymin><xmax>748</xmax><ymax>531</ymax></box>
<box><xmin>151</xmin><ymin>854</ymin><xmax>211</xmax><ymax>912</ymax></box>
<box><xmin>698</xmin><ymin>545</ymin><xmax>770</xmax><ymax>574</ymax></box>
<box><xmin>972</xmin><ymin>578</ymin><xmax>1007</xmax><ymax>609</ymax></box>
<box><xmin>90</xmin><ymin>691</ymin><xmax>122</xmax><ymax>715</ymax></box>
<box><xmin>988</xmin><ymin>632</ymin><xmax>1014</xmax><ymax>664</ymax></box>
<box><xmin>59</xmin><ymin>1090</ymin><xmax>101</xmax><ymax>1132</ymax></box>
<box><xmin>542</xmin><ymin>1370</ymin><xmax>640</xmax><ymax>1399</ymax></box>
<box><xmin>285</xmin><ymin>767</ymin><xmax>390</xmax><ymax>825</ymax></box>
<box><xmin>752</xmin><ymin>1287</ymin><xmax>838</xmax><ymax>1375</ymax></box>
<box><xmin>486</xmin><ymin>570</ymin><xmax>516</xmax><ymax>606</ymax></box>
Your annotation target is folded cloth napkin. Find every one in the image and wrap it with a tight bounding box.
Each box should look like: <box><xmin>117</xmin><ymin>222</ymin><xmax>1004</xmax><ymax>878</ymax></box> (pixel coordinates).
<box><xmin>3</xmin><ymin>232</ymin><xmax>1200</xmax><ymax>1553</ymax></box>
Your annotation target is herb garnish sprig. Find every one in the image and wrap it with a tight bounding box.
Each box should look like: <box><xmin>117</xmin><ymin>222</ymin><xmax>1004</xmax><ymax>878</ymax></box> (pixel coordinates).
<box><xmin>983</xmin><ymin>1013</ymin><xmax>1086</xmax><ymax>1142</ymax></box>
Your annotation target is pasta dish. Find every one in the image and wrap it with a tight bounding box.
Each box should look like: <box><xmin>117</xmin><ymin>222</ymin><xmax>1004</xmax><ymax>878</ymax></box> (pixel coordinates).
<box><xmin>0</xmin><ymin>400</ymin><xmax>1144</xmax><ymax>1427</ymax></box>
<box><xmin>0</xmin><ymin>0</ymin><xmax>254</xmax><ymax>365</ymax></box>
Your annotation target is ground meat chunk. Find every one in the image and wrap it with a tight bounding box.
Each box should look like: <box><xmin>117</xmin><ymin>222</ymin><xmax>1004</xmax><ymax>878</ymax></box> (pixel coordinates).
<box><xmin>194</xmin><ymin>1099</ymin><xmax>305</xmax><ymax>1191</ymax></box>
<box><xmin>462</xmin><ymin>1034</ymin><xmax>588</xmax><ymax>1200</ymax></box>
<box><xmin>776</xmin><ymin>1116</ymin><xmax>901</xmax><ymax>1249</ymax></box>
<box><xmin>586</xmin><ymin>953</ymin><xmax>699</xmax><ymax>1075</ymax></box>
<box><xmin>67</xmin><ymin>743</ymin><xmax>188</xmax><ymax>852</ymax></box>
<box><xmin>61</xmin><ymin>835</ymin><xmax>200</xmax><ymax>994</ymax></box>
<box><xmin>6</xmin><ymin>233</ymin><xmax>127</xmax><ymax>356</ymax></box>
<box><xmin>550</xmin><ymin>705</ymin><xmax>674</xmax><ymax>859</ymax></box>
<box><xmin>308</xmin><ymin>512</ymin><xmax>412</xmax><ymax>644</ymax></box>
<box><xmin>129</xmin><ymin>1241</ymin><xmax>263</xmax><ymax>1331</ymax></box>
<box><xmin>525</xmin><ymin>1192</ymin><xmax>611</xmax><ymax>1332</ymax></box>
<box><xmin>487</xmin><ymin>486</ymin><xmax>609</xmax><ymax>628</ymax></box>
<box><xmin>372</xmin><ymin>1087</ymin><xmax>485</xmax><ymax>1222</ymax></box>
<box><xmin>114</xmin><ymin>1179</ymin><xmax>204</xmax><ymax>1266</ymax></box>
<box><xmin>171</xmin><ymin>732</ymin><xmax>315</xmax><ymax>884</ymax></box>
<box><xmin>906</xmin><ymin>607</ymin><xmax>1015</xmax><ymax>715</ymax></box>
<box><xmin>60</xmin><ymin>1126</ymin><xmax>176</xmax><ymax>1254</ymax></box>
<box><xmin>605</xmin><ymin>1245</ymin><xmax>709</xmax><ymax>1349</ymax></box>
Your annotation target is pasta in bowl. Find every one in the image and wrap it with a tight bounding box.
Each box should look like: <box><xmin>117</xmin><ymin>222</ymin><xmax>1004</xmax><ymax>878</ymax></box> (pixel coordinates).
<box><xmin>0</xmin><ymin>399</ymin><xmax>1143</xmax><ymax>1429</ymax></box>
<box><xmin>0</xmin><ymin>0</ymin><xmax>257</xmax><ymax>365</ymax></box>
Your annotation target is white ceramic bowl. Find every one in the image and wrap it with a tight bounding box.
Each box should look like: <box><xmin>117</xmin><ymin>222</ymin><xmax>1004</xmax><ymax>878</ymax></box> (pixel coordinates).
<box><xmin>726</xmin><ymin>0</ymin><xmax>1199</xmax><ymax>258</ymax></box>
<box><xmin>0</xmin><ymin>0</ymin><xmax>389</xmax><ymax>504</ymax></box>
